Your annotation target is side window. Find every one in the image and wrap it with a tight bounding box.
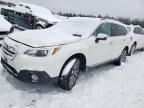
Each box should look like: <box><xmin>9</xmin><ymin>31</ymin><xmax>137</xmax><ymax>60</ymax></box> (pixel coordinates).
<box><xmin>134</xmin><ymin>27</ymin><xmax>144</xmax><ymax>35</ymax></box>
<box><xmin>95</xmin><ymin>23</ymin><xmax>111</xmax><ymax>36</ymax></box>
<box><xmin>142</xmin><ymin>29</ymin><xmax>144</xmax><ymax>35</ymax></box>
<box><xmin>120</xmin><ymin>26</ymin><xmax>128</xmax><ymax>35</ymax></box>
<box><xmin>110</xmin><ymin>23</ymin><xmax>127</xmax><ymax>37</ymax></box>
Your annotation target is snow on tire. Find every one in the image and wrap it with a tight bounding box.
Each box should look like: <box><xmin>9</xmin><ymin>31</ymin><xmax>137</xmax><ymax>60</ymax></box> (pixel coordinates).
<box><xmin>58</xmin><ymin>58</ymin><xmax>81</xmax><ymax>90</ymax></box>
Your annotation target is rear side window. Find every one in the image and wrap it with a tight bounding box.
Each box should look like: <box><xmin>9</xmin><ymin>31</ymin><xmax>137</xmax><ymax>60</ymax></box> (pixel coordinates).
<box><xmin>134</xmin><ymin>27</ymin><xmax>144</xmax><ymax>35</ymax></box>
<box><xmin>110</xmin><ymin>23</ymin><xmax>127</xmax><ymax>36</ymax></box>
<box><xmin>95</xmin><ymin>23</ymin><xmax>111</xmax><ymax>36</ymax></box>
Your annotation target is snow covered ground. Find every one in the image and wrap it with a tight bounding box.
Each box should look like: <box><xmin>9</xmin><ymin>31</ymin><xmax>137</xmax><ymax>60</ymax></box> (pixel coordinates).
<box><xmin>0</xmin><ymin>49</ymin><xmax>144</xmax><ymax>108</ymax></box>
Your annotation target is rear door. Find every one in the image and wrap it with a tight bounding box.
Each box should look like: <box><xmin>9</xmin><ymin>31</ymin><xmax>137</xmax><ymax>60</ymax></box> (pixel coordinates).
<box><xmin>133</xmin><ymin>27</ymin><xmax>144</xmax><ymax>49</ymax></box>
<box><xmin>109</xmin><ymin>23</ymin><xmax>130</xmax><ymax>59</ymax></box>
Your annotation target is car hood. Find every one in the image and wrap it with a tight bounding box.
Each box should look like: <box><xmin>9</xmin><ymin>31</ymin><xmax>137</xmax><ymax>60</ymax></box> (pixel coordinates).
<box><xmin>0</xmin><ymin>15</ymin><xmax>12</xmax><ymax>32</ymax></box>
<box><xmin>9</xmin><ymin>29</ymin><xmax>81</xmax><ymax>47</ymax></box>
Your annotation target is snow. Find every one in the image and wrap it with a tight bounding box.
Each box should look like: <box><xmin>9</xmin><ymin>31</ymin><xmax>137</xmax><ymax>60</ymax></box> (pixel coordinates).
<box><xmin>0</xmin><ymin>15</ymin><xmax>12</xmax><ymax>32</ymax></box>
<box><xmin>0</xmin><ymin>49</ymin><xmax>144</xmax><ymax>108</ymax></box>
<box><xmin>9</xmin><ymin>29</ymin><xmax>80</xmax><ymax>47</ymax></box>
<box><xmin>0</xmin><ymin>3</ymin><xmax>144</xmax><ymax>108</ymax></box>
<box><xmin>14</xmin><ymin>2</ymin><xmax>61</xmax><ymax>23</ymax></box>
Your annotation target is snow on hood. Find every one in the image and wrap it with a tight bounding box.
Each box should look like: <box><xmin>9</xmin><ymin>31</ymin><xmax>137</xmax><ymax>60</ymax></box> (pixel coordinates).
<box><xmin>0</xmin><ymin>15</ymin><xmax>12</xmax><ymax>32</ymax></box>
<box><xmin>9</xmin><ymin>29</ymin><xmax>80</xmax><ymax>47</ymax></box>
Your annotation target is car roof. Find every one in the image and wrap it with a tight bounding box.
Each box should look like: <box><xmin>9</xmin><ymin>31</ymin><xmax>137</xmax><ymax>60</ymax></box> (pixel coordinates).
<box><xmin>16</xmin><ymin>2</ymin><xmax>61</xmax><ymax>22</ymax></box>
<box><xmin>68</xmin><ymin>17</ymin><xmax>126</xmax><ymax>27</ymax></box>
<box><xmin>17</xmin><ymin>2</ymin><xmax>52</xmax><ymax>15</ymax></box>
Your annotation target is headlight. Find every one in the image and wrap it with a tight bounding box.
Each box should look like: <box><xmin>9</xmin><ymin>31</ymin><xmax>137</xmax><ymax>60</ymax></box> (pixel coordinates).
<box><xmin>24</xmin><ymin>49</ymin><xmax>48</xmax><ymax>57</ymax></box>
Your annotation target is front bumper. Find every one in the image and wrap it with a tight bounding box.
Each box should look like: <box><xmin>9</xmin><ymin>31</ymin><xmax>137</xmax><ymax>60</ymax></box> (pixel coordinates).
<box><xmin>1</xmin><ymin>58</ymin><xmax>53</xmax><ymax>83</ymax></box>
<box><xmin>1</xmin><ymin>37</ymin><xmax>68</xmax><ymax>78</ymax></box>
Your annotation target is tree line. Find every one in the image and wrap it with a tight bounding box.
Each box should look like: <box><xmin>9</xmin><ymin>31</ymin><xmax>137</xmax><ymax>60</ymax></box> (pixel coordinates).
<box><xmin>57</xmin><ymin>12</ymin><xmax>144</xmax><ymax>28</ymax></box>
<box><xmin>0</xmin><ymin>0</ymin><xmax>144</xmax><ymax>28</ymax></box>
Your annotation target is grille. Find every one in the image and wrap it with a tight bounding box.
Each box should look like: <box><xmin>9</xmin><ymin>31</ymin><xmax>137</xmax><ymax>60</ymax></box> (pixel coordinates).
<box><xmin>2</xmin><ymin>42</ymin><xmax>18</xmax><ymax>59</ymax></box>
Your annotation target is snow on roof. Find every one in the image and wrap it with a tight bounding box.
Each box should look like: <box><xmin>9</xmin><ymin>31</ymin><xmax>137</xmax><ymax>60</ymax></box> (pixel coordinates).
<box><xmin>69</xmin><ymin>17</ymin><xmax>126</xmax><ymax>27</ymax></box>
<box><xmin>68</xmin><ymin>17</ymin><xmax>102</xmax><ymax>22</ymax></box>
<box><xmin>104</xmin><ymin>19</ymin><xmax>127</xmax><ymax>27</ymax></box>
<box><xmin>16</xmin><ymin>2</ymin><xmax>61</xmax><ymax>22</ymax></box>
<box><xmin>129</xmin><ymin>24</ymin><xmax>141</xmax><ymax>29</ymax></box>
<box><xmin>17</xmin><ymin>2</ymin><xmax>52</xmax><ymax>15</ymax></box>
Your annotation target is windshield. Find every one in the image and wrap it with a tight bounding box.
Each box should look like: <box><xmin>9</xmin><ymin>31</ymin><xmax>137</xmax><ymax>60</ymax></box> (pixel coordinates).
<box><xmin>50</xmin><ymin>20</ymin><xmax>97</xmax><ymax>36</ymax></box>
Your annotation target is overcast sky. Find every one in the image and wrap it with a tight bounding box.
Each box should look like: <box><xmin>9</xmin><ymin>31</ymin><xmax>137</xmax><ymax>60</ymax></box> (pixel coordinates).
<box><xmin>6</xmin><ymin>0</ymin><xmax>144</xmax><ymax>19</ymax></box>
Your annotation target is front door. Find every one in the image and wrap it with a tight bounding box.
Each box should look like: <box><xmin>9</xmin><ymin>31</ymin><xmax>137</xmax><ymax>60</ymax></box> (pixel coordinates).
<box><xmin>87</xmin><ymin>23</ymin><xmax>113</xmax><ymax>66</ymax></box>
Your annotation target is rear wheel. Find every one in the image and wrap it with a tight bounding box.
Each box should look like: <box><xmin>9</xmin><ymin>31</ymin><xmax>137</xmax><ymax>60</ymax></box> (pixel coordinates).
<box><xmin>58</xmin><ymin>58</ymin><xmax>81</xmax><ymax>90</ymax></box>
<box><xmin>129</xmin><ymin>43</ymin><xmax>136</xmax><ymax>56</ymax></box>
<box><xmin>140</xmin><ymin>48</ymin><xmax>144</xmax><ymax>51</ymax></box>
<box><xmin>114</xmin><ymin>48</ymin><xmax>128</xmax><ymax>66</ymax></box>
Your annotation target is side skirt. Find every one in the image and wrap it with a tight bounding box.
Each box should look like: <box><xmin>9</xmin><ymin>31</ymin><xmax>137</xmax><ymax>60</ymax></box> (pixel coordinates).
<box><xmin>86</xmin><ymin>58</ymin><xmax>119</xmax><ymax>71</ymax></box>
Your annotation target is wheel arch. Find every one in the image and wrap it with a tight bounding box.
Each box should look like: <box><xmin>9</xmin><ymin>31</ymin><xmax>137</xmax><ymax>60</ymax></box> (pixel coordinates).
<box><xmin>133</xmin><ymin>41</ymin><xmax>137</xmax><ymax>47</ymax></box>
<box><xmin>124</xmin><ymin>46</ymin><xmax>129</xmax><ymax>53</ymax></box>
<box><xmin>59</xmin><ymin>53</ymin><xmax>86</xmax><ymax>77</ymax></box>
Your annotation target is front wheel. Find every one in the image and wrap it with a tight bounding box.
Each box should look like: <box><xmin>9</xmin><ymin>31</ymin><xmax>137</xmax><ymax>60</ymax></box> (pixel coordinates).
<box><xmin>114</xmin><ymin>48</ymin><xmax>128</xmax><ymax>66</ymax></box>
<box><xmin>58</xmin><ymin>58</ymin><xmax>81</xmax><ymax>90</ymax></box>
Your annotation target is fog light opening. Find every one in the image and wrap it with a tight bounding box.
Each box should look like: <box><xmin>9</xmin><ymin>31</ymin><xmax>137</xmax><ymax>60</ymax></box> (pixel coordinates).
<box><xmin>31</xmin><ymin>74</ymin><xmax>39</xmax><ymax>82</ymax></box>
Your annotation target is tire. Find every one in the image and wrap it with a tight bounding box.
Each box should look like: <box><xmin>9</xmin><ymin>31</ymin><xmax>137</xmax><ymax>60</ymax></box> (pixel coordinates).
<box><xmin>35</xmin><ymin>25</ymin><xmax>44</xmax><ymax>29</ymax></box>
<box><xmin>58</xmin><ymin>58</ymin><xmax>81</xmax><ymax>90</ymax></box>
<box><xmin>140</xmin><ymin>48</ymin><xmax>144</xmax><ymax>51</ymax></box>
<box><xmin>114</xmin><ymin>48</ymin><xmax>128</xmax><ymax>66</ymax></box>
<box><xmin>129</xmin><ymin>43</ymin><xmax>136</xmax><ymax>56</ymax></box>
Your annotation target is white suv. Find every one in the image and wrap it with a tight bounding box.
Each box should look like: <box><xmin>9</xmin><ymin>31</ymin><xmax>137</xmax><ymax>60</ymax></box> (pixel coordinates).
<box><xmin>1</xmin><ymin>17</ymin><xmax>131</xmax><ymax>90</ymax></box>
<box><xmin>128</xmin><ymin>25</ymin><xmax>144</xmax><ymax>55</ymax></box>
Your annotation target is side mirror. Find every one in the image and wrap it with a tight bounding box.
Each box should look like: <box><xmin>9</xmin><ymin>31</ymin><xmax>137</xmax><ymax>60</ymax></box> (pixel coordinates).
<box><xmin>95</xmin><ymin>33</ymin><xmax>108</xmax><ymax>43</ymax></box>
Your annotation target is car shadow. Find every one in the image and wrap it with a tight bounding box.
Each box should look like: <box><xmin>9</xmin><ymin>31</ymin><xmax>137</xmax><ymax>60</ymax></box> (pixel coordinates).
<box><xmin>0</xmin><ymin>50</ymin><xmax>143</xmax><ymax>94</ymax></box>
